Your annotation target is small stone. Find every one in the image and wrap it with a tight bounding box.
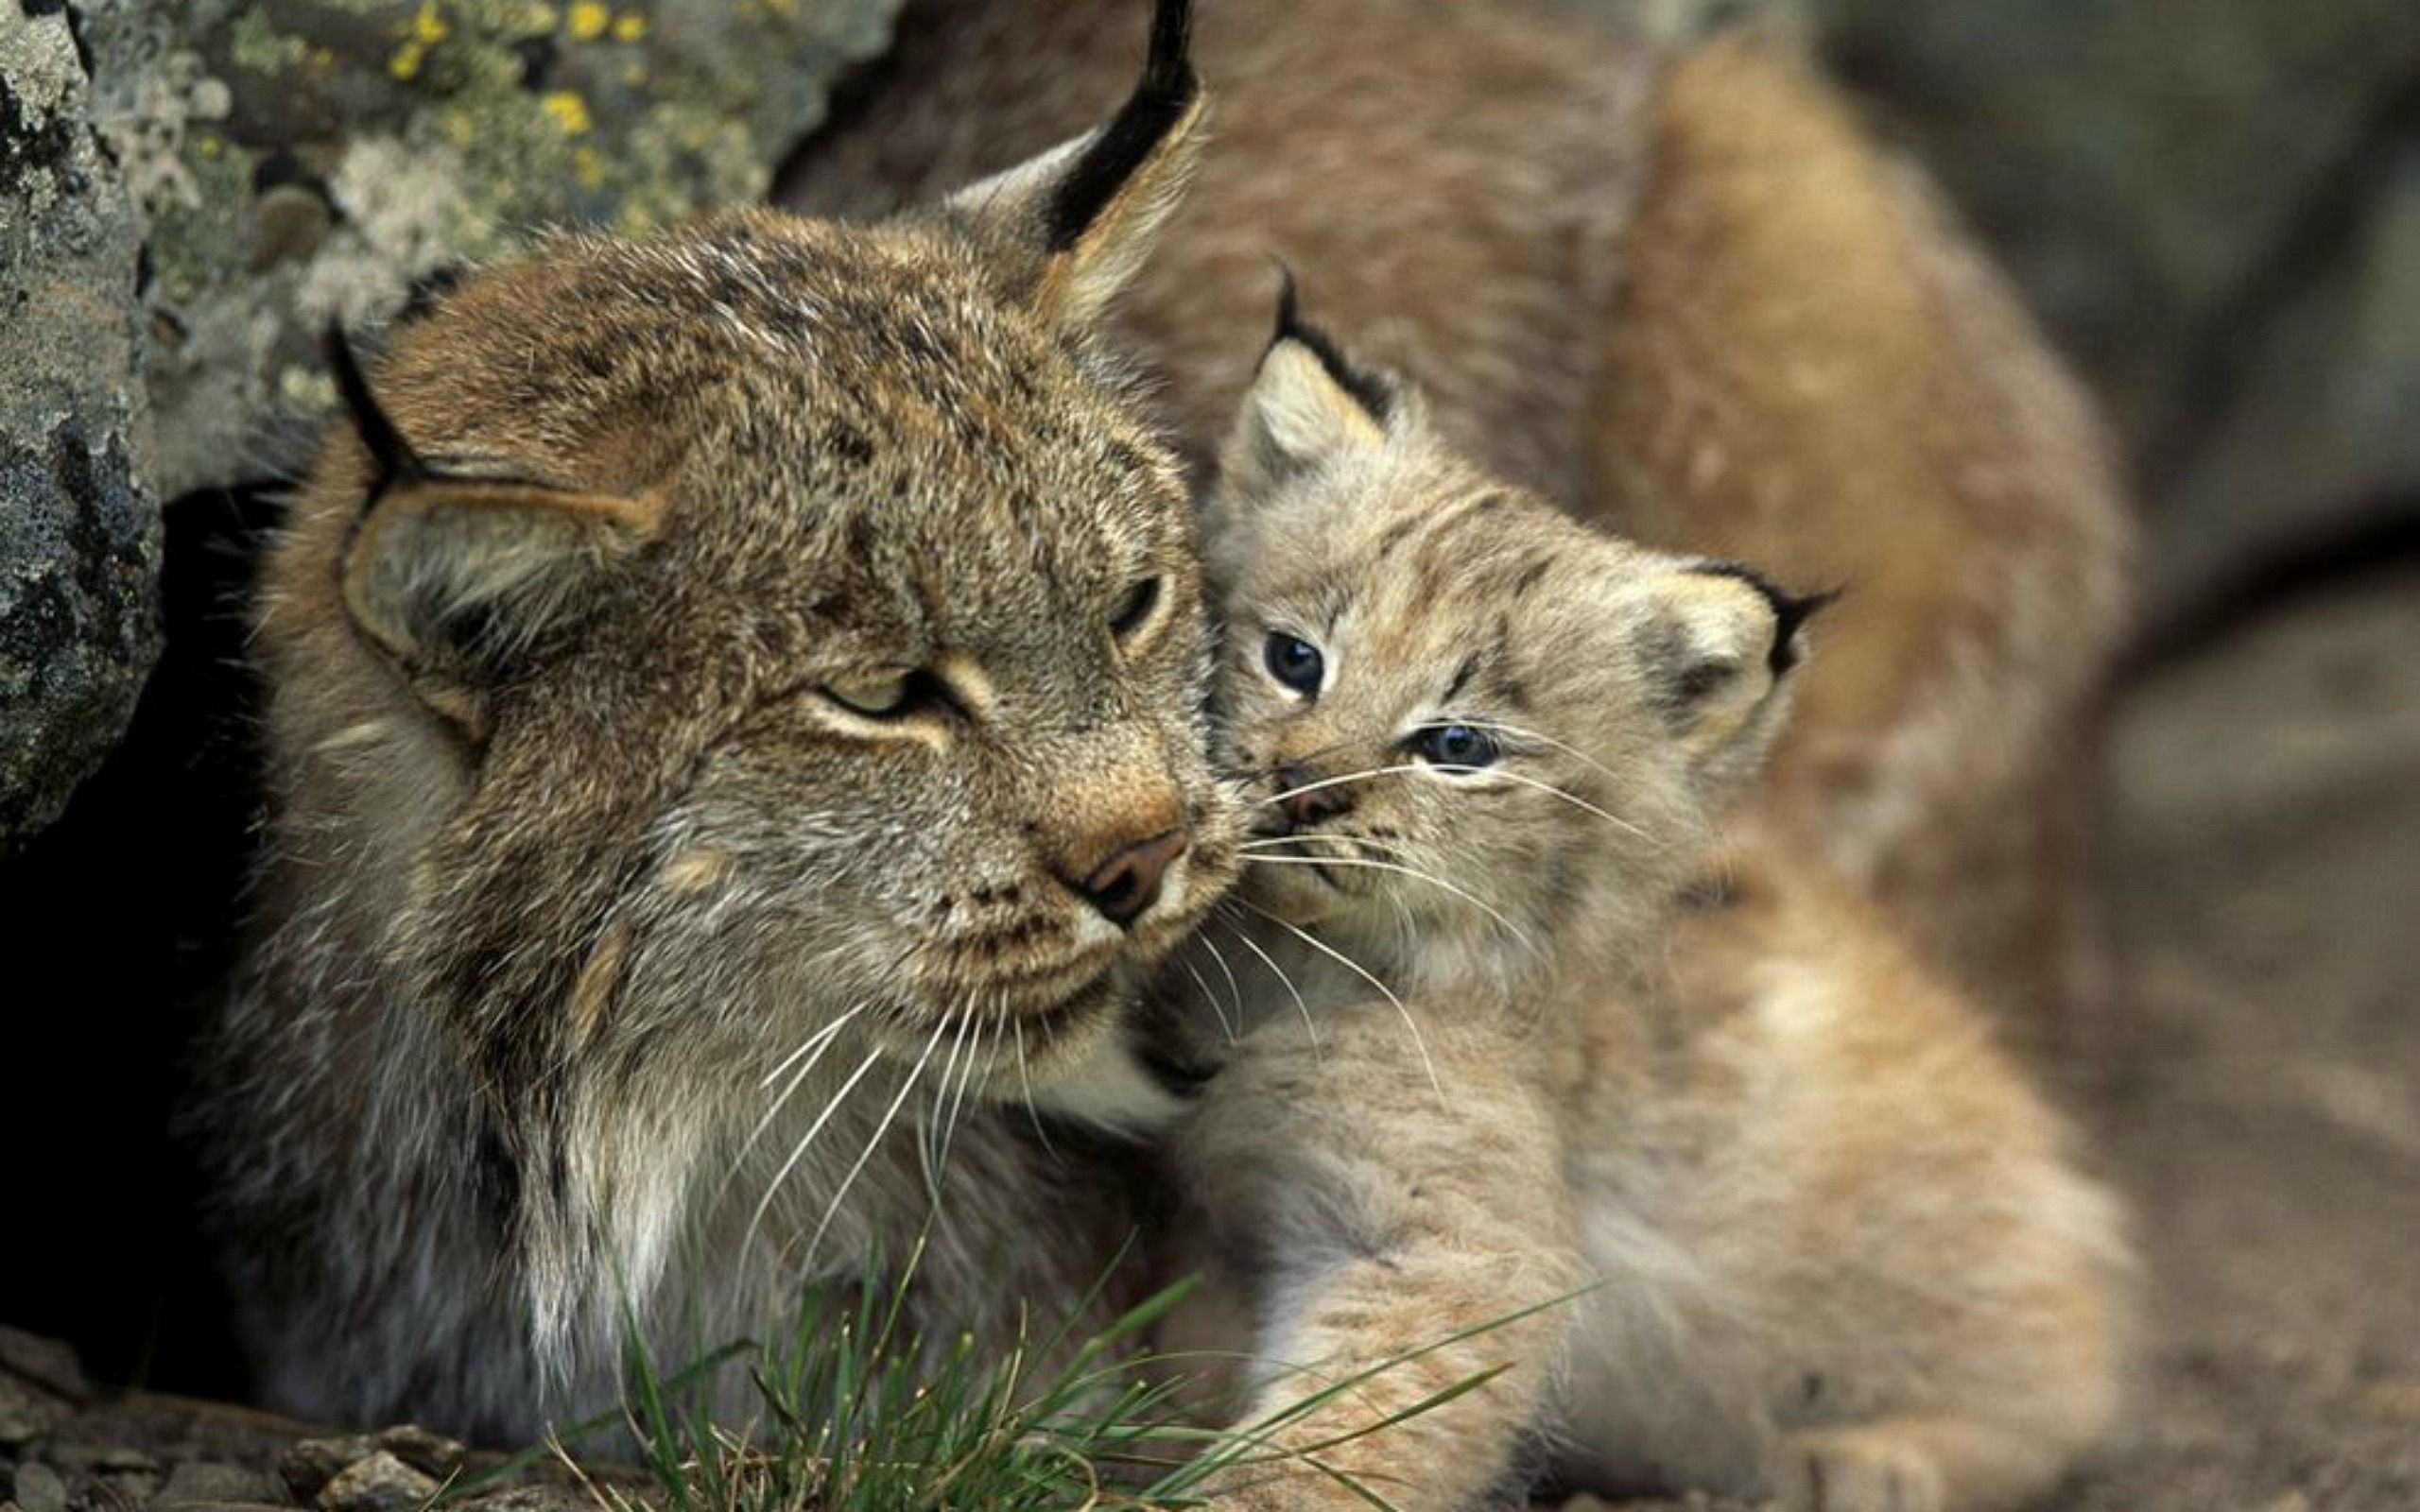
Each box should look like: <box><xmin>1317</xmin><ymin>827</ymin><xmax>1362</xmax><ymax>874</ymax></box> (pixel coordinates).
<box><xmin>0</xmin><ymin>1375</ymin><xmax>64</xmax><ymax>1448</ymax></box>
<box><xmin>2364</xmin><ymin>1380</ymin><xmax>2420</xmax><ymax>1421</ymax></box>
<box><xmin>315</xmin><ymin>1452</ymin><xmax>438</xmax><ymax>1512</ymax></box>
<box><xmin>281</xmin><ymin>1438</ymin><xmax>373</xmax><ymax>1501</ymax></box>
<box><xmin>0</xmin><ymin>1331</ymin><xmax>88</xmax><ymax>1400</ymax></box>
<box><xmin>371</xmin><ymin>1427</ymin><xmax>464</xmax><ymax>1481</ymax></box>
<box><xmin>93</xmin><ymin>1450</ymin><xmax>162</xmax><ymax>1505</ymax></box>
<box><xmin>12</xmin><ymin>1465</ymin><xmax>67</xmax><ymax>1512</ymax></box>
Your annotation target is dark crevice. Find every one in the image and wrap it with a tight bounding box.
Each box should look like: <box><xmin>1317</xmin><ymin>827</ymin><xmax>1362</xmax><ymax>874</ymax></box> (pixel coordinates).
<box><xmin>2118</xmin><ymin>496</ymin><xmax>2420</xmax><ymax>683</ymax></box>
<box><xmin>0</xmin><ymin>480</ymin><xmax>285</xmax><ymax>1396</ymax></box>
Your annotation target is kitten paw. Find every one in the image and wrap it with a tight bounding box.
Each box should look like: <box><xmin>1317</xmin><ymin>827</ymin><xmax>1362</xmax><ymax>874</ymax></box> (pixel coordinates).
<box><xmin>1773</xmin><ymin>1427</ymin><xmax>1945</xmax><ymax>1512</ymax></box>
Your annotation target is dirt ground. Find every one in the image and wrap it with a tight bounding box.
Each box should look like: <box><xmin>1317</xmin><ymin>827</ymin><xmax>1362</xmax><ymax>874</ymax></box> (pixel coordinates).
<box><xmin>7</xmin><ymin>569</ymin><xmax>2417</xmax><ymax>1509</ymax></box>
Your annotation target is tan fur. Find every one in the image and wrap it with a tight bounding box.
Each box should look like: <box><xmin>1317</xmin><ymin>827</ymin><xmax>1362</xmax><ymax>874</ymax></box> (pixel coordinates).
<box><xmin>784</xmin><ymin>0</ymin><xmax>2135</xmax><ymax>1035</ymax></box>
<box><xmin>1159</xmin><ymin>332</ymin><xmax>2130</xmax><ymax>1512</ymax></box>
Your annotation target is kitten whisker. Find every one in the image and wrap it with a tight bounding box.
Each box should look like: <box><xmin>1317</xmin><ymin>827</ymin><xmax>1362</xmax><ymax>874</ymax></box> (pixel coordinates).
<box><xmin>1471</xmin><ymin>765</ymin><xmax>1658</xmax><ymax>845</ymax></box>
<box><xmin>1181</xmin><ymin>954</ymin><xmax>1238</xmax><ymax>1045</ymax></box>
<box><xmin>1194</xmin><ymin>929</ymin><xmax>1250</xmax><ymax>1037</ymax></box>
<box><xmin>1242</xmin><ymin>854</ymin><xmax>1542</xmax><ymax>959</ymax></box>
<box><xmin>1260</xmin><ymin>763</ymin><xmax>1428</xmax><ymax>808</ymax></box>
<box><xmin>1217</xmin><ymin>914</ymin><xmax>1320</xmax><ymax>1057</ymax></box>
<box><xmin>1237</xmin><ymin>899</ymin><xmax>1439</xmax><ymax>1097</ymax></box>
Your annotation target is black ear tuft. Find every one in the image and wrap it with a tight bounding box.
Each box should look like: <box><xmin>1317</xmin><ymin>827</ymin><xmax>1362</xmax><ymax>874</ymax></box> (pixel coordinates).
<box><xmin>1267</xmin><ymin>266</ymin><xmax>1395</xmax><ymax>423</ymax></box>
<box><xmin>323</xmin><ymin>321</ymin><xmax>424</xmax><ymax>495</ymax></box>
<box><xmin>1043</xmin><ymin>0</ymin><xmax>1199</xmax><ymax>251</ymax></box>
<box><xmin>1770</xmin><ymin>586</ymin><xmax>1842</xmax><ymax>673</ymax></box>
<box><xmin>1686</xmin><ymin>561</ymin><xmax>1841</xmax><ymax>674</ymax></box>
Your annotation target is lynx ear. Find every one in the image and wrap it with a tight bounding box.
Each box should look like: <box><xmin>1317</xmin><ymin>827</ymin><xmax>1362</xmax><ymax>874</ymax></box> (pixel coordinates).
<box><xmin>326</xmin><ymin>326</ymin><xmax>659</xmax><ymax>734</ymax></box>
<box><xmin>1219</xmin><ymin>273</ymin><xmax>1399</xmax><ymax>500</ymax></box>
<box><xmin>1641</xmin><ymin>560</ymin><xmax>1835</xmax><ymax>780</ymax></box>
<box><xmin>946</xmin><ymin>0</ymin><xmax>1205</xmax><ymax>328</ymax></box>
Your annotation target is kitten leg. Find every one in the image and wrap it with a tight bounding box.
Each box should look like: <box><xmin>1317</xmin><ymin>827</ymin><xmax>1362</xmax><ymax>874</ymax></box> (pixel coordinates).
<box><xmin>1177</xmin><ymin>1011</ymin><xmax>1582</xmax><ymax>1512</ymax></box>
<box><xmin>1774</xmin><ymin>1416</ymin><xmax>2075</xmax><ymax>1512</ymax></box>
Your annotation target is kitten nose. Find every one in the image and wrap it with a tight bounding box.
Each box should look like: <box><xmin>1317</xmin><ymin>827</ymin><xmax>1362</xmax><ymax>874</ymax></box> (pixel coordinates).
<box><xmin>1077</xmin><ymin>828</ymin><xmax>1189</xmax><ymax>927</ymax></box>
<box><xmin>1277</xmin><ymin>763</ymin><xmax>1352</xmax><ymax>829</ymax></box>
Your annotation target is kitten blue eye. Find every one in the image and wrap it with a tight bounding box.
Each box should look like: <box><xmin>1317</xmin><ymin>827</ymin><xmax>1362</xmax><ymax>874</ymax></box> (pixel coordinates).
<box><xmin>1411</xmin><ymin>723</ymin><xmax>1499</xmax><ymax>768</ymax></box>
<box><xmin>1264</xmin><ymin>632</ymin><xmax>1324</xmax><ymax>695</ymax></box>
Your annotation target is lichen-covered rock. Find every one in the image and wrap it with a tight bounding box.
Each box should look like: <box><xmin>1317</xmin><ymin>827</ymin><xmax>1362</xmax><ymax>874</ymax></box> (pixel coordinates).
<box><xmin>75</xmin><ymin>0</ymin><xmax>902</xmax><ymax>500</ymax></box>
<box><xmin>1</xmin><ymin>6</ymin><xmax>162</xmax><ymax>844</ymax></box>
<box><xmin>0</xmin><ymin>0</ymin><xmax>898</xmax><ymax>843</ymax></box>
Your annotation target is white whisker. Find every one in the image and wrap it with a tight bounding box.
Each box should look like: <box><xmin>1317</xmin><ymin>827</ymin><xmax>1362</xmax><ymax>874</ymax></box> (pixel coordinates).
<box><xmin>739</xmin><ymin>1040</ymin><xmax>886</xmax><ymax>1269</ymax></box>
<box><xmin>1218</xmin><ymin>916</ymin><xmax>1319</xmax><ymax>1057</ymax></box>
<box><xmin>1237</xmin><ymin>899</ymin><xmax>1438</xmax><ymax>1097</ymax></box>
<box><xmin>1243</xmin><ymin>853</ymin><xmax>1540</xmax><ymax>958</ymax></box>
<box><xmin>797</xmin><ymin>1015</ymin><xmax>950</xmax><ymax>1268</ymax></box>
<box><xmin>1261</xmin><ymin>763</ymin><xmax>1427</xmax><ymax>808</ymax></box>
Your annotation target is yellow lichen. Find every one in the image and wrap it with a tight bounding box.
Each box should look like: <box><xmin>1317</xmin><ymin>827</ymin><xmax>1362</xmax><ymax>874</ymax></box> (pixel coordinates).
<box><xmin>412</xmin><ymin>2</ymin><xmax>451</xmax><ymax>43</ymax></box>
<box><xmin>389</xmin><ymin>41</ymin><xmax>426</xmax><ymax>79</ymax></box>
<box><xmin>612</xmin><ymin>11</ymin><xmax>647</xmax><ymax>42</ymax></box>
<box><xmin>567</xmin><ymin>0</ymin><xmax>611</xmax><ymax>40</ymax></box>
<box><xmin>542</xmin><ymin>90</ymin><xmax>593</xmax><ymax>134</ymax></box>
<box><xmin>574</xmin><ymin>146</ymin><xmax>605</xmax><ymax>188</ymax></box>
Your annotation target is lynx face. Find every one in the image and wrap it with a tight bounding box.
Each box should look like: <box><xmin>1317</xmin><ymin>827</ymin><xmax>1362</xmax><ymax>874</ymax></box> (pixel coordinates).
<box><xmin>1203</xmin><ymin>292</ymin><xmax>1824</xmax><ymax>991</ymax></box>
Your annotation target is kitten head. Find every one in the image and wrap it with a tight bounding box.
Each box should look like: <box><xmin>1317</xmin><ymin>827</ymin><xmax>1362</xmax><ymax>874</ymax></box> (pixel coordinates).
<box><xmin>1205</xmin><ymin>284</ymin><xmax>1827</xmax><ymax>990</ymax></box>
<box><xmin>260</xmin><ymin>0</ymin><xmax>1236</xmax><ymax>1348</ymax></box>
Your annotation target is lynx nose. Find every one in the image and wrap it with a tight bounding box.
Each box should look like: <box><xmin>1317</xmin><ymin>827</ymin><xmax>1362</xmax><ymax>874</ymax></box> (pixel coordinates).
<box><xmin>1277</xmin><ymin>763</ymin><xmax>1352</xmax><ymax>829</ymax></box>
<box><xmin>1077</xmin><ymin>828</ymin><xmax>1189</xmax><ymax>927</ymax></box>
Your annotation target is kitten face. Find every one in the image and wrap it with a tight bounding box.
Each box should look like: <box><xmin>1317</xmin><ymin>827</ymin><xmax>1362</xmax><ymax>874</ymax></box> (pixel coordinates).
<box><xmin>1205</xmin><ymin>297</ymin><xmax>1820</xmax><ymax>988</ymax></box>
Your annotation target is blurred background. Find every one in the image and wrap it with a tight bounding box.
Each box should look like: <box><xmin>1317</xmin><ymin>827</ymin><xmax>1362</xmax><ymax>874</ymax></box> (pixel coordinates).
<box><xmin>2</xmin><ymin>0</ymin><xmax>2415</xmax><ymax>1506</ymax></box>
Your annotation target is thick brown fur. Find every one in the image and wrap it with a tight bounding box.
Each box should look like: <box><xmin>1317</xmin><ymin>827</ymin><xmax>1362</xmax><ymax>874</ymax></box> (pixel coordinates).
<box><xmin>1153</xmin><ymin>328</ymin><xmax>2131</xmax><ymax>1512</ymax></box>
<box><xmin>783</xmin><ymin>0</ymin><xmax>2135</xmax><ymax>1035</ymax></box>
<box><xmin>200</xmin><ymin>10</ymin><xmax>1244</xmax><ymax>1437</ymax></box>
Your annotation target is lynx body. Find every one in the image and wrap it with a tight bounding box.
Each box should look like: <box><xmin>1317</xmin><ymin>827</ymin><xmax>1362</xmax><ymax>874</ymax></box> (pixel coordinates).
<box><xmin>1158</xmin><ymin>316</ymin><xmax>2130</xmax><ymax>1512</ymax></box>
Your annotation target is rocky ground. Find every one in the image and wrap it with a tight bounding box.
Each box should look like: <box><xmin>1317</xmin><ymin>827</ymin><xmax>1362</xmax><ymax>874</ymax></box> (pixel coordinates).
<box><xmin>6</xmin><ymin>564</ymin><xmax>2416</xmax><ymax>1511</ymax></box>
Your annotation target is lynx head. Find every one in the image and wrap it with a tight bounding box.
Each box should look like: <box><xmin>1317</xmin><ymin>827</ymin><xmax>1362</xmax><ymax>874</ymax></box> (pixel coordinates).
<box><xmin>1204</xmin><ymin>284</ymin><xmax>1827</xmax><ymax>993</ymax></box>
<box><xmin>259</xmin><ymin>0</ymin><xmax>1236</xmax><ymax>1351</ymax></box>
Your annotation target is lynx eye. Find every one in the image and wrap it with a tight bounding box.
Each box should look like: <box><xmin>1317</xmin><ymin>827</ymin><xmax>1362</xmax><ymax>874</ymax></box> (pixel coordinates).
<box><xmin>823</xmin><ymin>669</ymin><xmax>914</xmax><ymax>717</ymax></box>
<box><xmin>1409</xmin><ymin>723</ymin><xmax>1499</xmax><ymax>769</ymax></box>
<box><xmin>1112</xmin><ymin>576</ymin><xmax>1163</xmax><ymax>641</ymax></box>
<box><xmin>1264</xmin><ymin>631</ymin><xmax>1324</xmax><ymax>696</ymax></box>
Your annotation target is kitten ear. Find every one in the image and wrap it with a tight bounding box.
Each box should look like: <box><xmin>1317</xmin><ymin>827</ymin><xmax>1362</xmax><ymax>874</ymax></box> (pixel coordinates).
<box><xmin>326</xmin><ymin>326</ymin><xmax>660</xmax><ymax>737</ymax></box>
<box><xmin>1642</xmin><ymin>559</ymin><xmax>1836</xmax><ymax>781</ymax></box>
<box><xmin>945</xmin><ymin>0</ymin><xmax>1205</xmax><ymax>329</ymax></box>
<box><xmin>1219</xmin><ymin>272</ymin><xmax>1401</xmax><ymax>499</ymax></box>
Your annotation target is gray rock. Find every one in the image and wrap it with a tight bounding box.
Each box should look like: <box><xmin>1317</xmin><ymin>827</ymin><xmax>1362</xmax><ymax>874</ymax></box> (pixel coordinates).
<box><xmin>9</xmin><ymin>1465</ymin><xmax>67</xmax><ymax>1512</ymax></box>
<box><xmin>1</xmin><ymin>6</ymin><xmax>164</xmax><ymax>844</ymax></box>
<box><xmin>74</xmin><ymin>0</ymin><xmax>905</xmax><ymax>500</ymax></box>
<box><xmin>312</xmin><ymin>1452</ymin><xmax>436</xmax><ymax>1512</ymax></box>
<box><xmin>282</xmin><ymin>1427</ymin><xmax>462</xmax><ymax>1502</ymax></box>
<box><xmin>1</xmin><ymin>0</ymin><xmax>900</xmax><ymax>846</ymax></box>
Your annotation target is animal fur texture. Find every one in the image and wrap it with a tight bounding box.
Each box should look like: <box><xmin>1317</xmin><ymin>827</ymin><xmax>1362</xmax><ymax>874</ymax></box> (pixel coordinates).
<box><xmin>783</xmin><ymin>0</ymin><xmax>2135</xmax><ymax>1037</ymax></box>
<box><xmin>199</xmin><ymin>0</ymin><xmax>1239</xmax><ymax>1438</ymax></box>
<box><xmin>1154</xmin><ymin>313</ymin><xmax>2132</xmax><ymax>1512</ymax></box>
